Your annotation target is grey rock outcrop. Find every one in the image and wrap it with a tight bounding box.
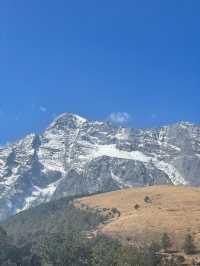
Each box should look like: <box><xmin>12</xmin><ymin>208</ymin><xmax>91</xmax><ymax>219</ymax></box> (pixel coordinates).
<box><xmin>0</xmin><ymin>113</ymin><xmax>199</xmax><ymax>220</ymax></box>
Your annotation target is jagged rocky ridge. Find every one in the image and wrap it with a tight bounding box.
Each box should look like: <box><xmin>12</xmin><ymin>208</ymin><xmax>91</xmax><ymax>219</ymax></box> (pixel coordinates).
<box><xmin>0</xmin><ymin>113</ymin><xmax>200</xmax><ymax>220</ymax></box>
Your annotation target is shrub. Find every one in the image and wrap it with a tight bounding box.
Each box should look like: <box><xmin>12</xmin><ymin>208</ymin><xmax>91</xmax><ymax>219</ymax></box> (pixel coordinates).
<box><xmin>183</xmin><ymin>234</ymin><xmax>196</xmax><ymax>255</ymax></box>
<box><xmin>111</xmin><ymin>208</ymin><xmax>120</xmax><ymax>217</ymax></box>
<box><xmin>144</xmin><ymin>196</ymin><xmax>152</xmax><ymax>203</ymax></box>
<box><xmin>161</xmin><ymin>233</ymin><xmax>172</xmax><ymax>251</ymax></box>
<box><xmin>134</xmin><ymin>204</ymin><xmax>140</xmax><ymax>210</ymax></box>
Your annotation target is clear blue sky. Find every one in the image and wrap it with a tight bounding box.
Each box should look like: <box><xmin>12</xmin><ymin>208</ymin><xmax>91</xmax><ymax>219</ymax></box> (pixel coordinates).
<box><xmin>0</xmin><ymin>0</ymin><xmax>200</xmax><ymax>145</ymax></box>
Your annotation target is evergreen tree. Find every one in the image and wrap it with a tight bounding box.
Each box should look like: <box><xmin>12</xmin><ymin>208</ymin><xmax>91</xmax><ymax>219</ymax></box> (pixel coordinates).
<box><xmin>161</xmin><ymin>233</ymin><xmax>172</xmax><ymax>251</ymax></box>
<box><xmin>183</xmin><ymin>234</ymin><xmax>196</xmax><ymax>255</ymax></box>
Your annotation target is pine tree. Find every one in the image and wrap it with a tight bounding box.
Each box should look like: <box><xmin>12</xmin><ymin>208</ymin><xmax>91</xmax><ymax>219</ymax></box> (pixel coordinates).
<box><xmin>183</xmin><ymin>234</ymin><xmax>196</xmax><ymax>255</ymax></box>
<box><xmin>144</xmin><ymin>196</ymin><xmax>151</xmax><ymax>203</ymax></box>
<box><xmin>161</xmin><ymin>233</ymin><xmax>172</xmax><ymax>251</ymax></box>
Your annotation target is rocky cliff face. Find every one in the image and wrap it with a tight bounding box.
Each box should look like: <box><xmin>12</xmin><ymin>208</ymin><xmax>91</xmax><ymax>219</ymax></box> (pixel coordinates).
<box><xmin>0</xmin><ymin>113</ymin><xmax>200</xmax><ymax>220</ymax></box>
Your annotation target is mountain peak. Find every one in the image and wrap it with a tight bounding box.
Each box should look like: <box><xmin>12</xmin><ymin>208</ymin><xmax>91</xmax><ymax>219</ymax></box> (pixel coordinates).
<box><xmin>175</xmin><ymin>121</ymin><xmax>196</xmax><ymax>128</ymax></box>
<box><xmin>49</xmin><ymin>112</ymin><xmax>87</xmax><ymax>129</ymax></box>
<box><xmin>0</xmin><ymin>113</ymin><xmax>199</xmax><ymax>221</ymax></box>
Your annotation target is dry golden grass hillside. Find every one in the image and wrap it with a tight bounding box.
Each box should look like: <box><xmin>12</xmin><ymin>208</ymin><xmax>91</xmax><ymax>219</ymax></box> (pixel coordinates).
<box><xmin>77</xmin><ymin>186</ymin><xmax>200</xmax><ymax>250</ymax></box>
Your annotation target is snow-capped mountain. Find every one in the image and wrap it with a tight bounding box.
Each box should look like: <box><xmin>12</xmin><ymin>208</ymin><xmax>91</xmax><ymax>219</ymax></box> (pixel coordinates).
<box><xmin>0</xmin><ymin>113</ymin><xmax>200</xmax><ymax>220</ymax></box>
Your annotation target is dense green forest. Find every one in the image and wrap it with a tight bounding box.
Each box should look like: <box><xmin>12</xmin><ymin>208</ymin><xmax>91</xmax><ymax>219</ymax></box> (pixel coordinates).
<box><xmin>0</xmin><ymin>196</ymin><xmax>197</xmax><ymax>265</ymax></box>
<box><xmin>0</xmin><ymin>224</ymin><xmax>183</xmax><ymax>266</ymax></box>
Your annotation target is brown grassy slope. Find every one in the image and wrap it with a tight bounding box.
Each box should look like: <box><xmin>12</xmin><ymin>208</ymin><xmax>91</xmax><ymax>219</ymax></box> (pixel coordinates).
<box><xmin>77</xmin><ymin>186</ymin><xmax>200</xmax><ymax>249</ymax></box>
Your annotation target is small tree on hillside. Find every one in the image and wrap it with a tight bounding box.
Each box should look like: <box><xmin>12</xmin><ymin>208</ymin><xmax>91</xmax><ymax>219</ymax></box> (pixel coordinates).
<box><xmin>134</xmin><ymin>204</ymin><xmax>140</xmax><ymax>210</ymax></box>
<box><xmin>144</xmin><ymin>196</ymin><xmax>152</xmax><ymax>203</ymax></box>
<box><xmin>183</xmin><ymin>234</ymin><xmax>196</xmax><ymax>255</ymax></box>
<box><xmin>161</xmin><ymin>233</ymin><xmax>172</xmax><ymax>251</ymax></box>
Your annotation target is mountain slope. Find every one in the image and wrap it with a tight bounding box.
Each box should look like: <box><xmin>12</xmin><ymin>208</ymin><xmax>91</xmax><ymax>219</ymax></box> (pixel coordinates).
<box><xmin>0</xmin><ymin>112</ymin><xmax>200</xmax><ymax>220</ymax></box>
<box><xmin>1</xmin><ymin>195</ymin><xmax>106</xmax><ymax>247</ymax></box>
<box><xmin>78</xmin><ymin>186</ymin><xmax>200</xmax><ymax>250</ymax></box>
<box><xmin>2</xmin><ymin>191</ymin><xmax>183</xmax><ymax>266</ymax></box>
<box><xmin>3</xmin><ymin>186</ymin><xmax>200</xmax><ymax>255</ymax></box>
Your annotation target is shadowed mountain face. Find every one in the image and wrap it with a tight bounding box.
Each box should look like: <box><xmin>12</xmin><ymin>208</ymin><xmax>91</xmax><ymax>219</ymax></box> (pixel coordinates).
<box><xmin>0</xmin><ymin>112</ymin><xmax>200</xmax><ymax>220</ymax></box>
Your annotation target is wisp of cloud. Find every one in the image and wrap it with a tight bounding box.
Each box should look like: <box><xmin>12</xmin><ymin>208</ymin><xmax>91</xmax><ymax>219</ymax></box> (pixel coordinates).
<box><xmin>108</xmin><ymin>112</ymin><xmax>130</xmax><ymax>123</ymax></box>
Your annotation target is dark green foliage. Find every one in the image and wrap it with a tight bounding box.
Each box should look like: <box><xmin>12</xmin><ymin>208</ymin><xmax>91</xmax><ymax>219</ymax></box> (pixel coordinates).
<box><xmin>161</xmin><ymin>233</ymin><xmax>172</xmax><ymax>251</ymax></box>
<box><xmin>143</xmin><ymin>242</ymin><xmax>162</xmax><ymax>266</ymax></box>
<box><xmin>89</xmin><ymin>235</ymin><xmax>122</xmax><ymax>266</ymax></box>
<box><xmin>0</xmin><ymin>196</ymin><xmax>191</xmax><ymax>266</ymax></box>
<box><xmin>0</xmin><ymin>196</ymin><xmax>107</xmax><ymax>265</ymax></box>
<box><xmin>0</xmin><ymin>223</ymin><xmax>182</xmax><ymax>266</ymax></box>
<box><xmin>0</xmin><ymin>225</ymin><xmax>35</xmax><ymax>266</ymax></box>
<box><xmin>41</xmin><ymin>234</ymin><xmax>169</xmax><ymax>266</ymax></box>
<box><xmin>183</xmin><ymin>234</ymin><xmax>196</xmax><ymax>255</ymax></box>
<box><xmin>0</xmin><ymin>226</ymin><xmax>7</xmax><ymax>237</ymax></box>
<box><xmin>2</xmin><ymin>196</ymin><xmax>105</xmax><ymax>247</ymax></box>
<box><xmin>111</xmin><ymin>207</ymin><xmax>121</xmax><ymax>217</ymax></box>
<box><xmin>144</xmin><ymin>196</ymin><xmax>152</xmax><ymax>203</ymax></box>
<box><xmin>41</xmin><ymin>232</ymin><xmax>89</xmax><ymax>266</ymax></box>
